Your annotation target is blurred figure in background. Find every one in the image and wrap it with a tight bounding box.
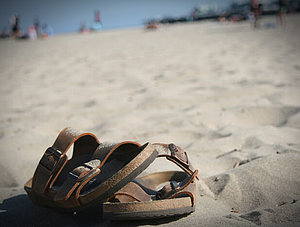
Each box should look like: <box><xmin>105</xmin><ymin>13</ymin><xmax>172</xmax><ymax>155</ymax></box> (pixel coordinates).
<box><xmin>250</xmin><ymin>0</ymin><xmax>261</xmax><ymax>27</ymax></box>
<box><xmin>10</xmin><ymin>13</ymin><xmax>21</xmax><ymax>37</ymax></box>
<box><xmin>277</xmin><ymin>0</ymin><xmax>287</xmax><ymax>25</ymax></box>
<box><xmin>95</xmin><ymin>10</ymin><xmax>102</xmax><ymax>26</ymax></box>
<box><xmin>91</xmin><ymin>10</ymin><xmax>103</xmax><ymax>31</ymax></box>
<box><xmin>145</xmin><ymin>20</ymin><xmax>161</xmax><ymax>30</ymax></box>
<box><xmin>34</xmin><ymin>17</ymin><xmax>41</xmax><ymax>37</ymax></box>
<box><xmin>41</xmin><ymin>24</ymin><xmax>54</xmax><ymax>38</ymax></box>
<box><xmin>79</xmin><ymin>21</ymin><xmax>89</xmax><ymax>33</ymax></box>
<box><xmin>28</xmin><ymin>25</ymin><xmax>37</xmax><ymax>40</ymax></box>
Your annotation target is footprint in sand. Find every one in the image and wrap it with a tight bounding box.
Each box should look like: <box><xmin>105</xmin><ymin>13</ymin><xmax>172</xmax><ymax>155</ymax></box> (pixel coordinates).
<box><xmin>203</xmin><ymin>174</ymin><xmax>230</xmax><ymax>196</ymax></box>
<box><xmin>239</xmin><ymin>211</ymin><xmax>262</xmax><ymax>225</ymax></box>
<box><xmin>242</xmin><ymin>136</ymin><xmax>264</xmax><ymax>149</ymax></box>
<box><xmin>83</xmin><ymin>100</ymin><xmax>97</xmax><ymax>108</ymax></box>
<box><xmin>284</xmin><ymin>111</ymin><xmax>300</xmax><ymax>128</ymax></box>
<box><xmin>228</xmin><ymin>106</ymin><xmax>300</xmax><ymax>127</ymax></box>
<box><xmin>0</xmin><ymin>131</ymin><xmax>4</xmax><ymax>139</ymax></box>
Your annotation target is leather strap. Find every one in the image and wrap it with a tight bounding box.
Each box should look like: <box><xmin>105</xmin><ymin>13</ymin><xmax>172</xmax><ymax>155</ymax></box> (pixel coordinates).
<box><xmin>54</xmin><ymin>159</ymin><xmax>101</xmax><ymax>202</ymax></box>
<box><xmin>106</xmin><ymin>181</ymin><xmax>152</xmax><ymax>203</ymax></box>
<box><xmin>106</xmin><ymin>143</ymin><xmax>199</xmax><ymax>206</ymax></box>
<box><xmin>53</xmin><ymin>141</ymin><xmax>141</xmax><ymax>202</ymax></box>
<box><xmin>153</xmin><ymin>143</ymin><xmax>199</xmax><ymax>179</ymax></box>
<box><xmin>32</xmin><ymin>127</ymin><xmax>100</xmax><ymax>195</ymax></box>
<box><xmin>156</xmin><ymin>170</ymin><xmax>198</xmax><ymax>202</ymax></box>
<box><xmin>106</xmin><ymin>170</ymin><xmax>198</xmax><ymax>207</ymax></box>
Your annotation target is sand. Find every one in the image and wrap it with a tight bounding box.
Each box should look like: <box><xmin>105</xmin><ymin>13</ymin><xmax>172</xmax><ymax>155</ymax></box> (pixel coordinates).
<box><xmin>0</xmin><ymin>14</ymin><xmax>300</xmax><ymax>226</ymax></box>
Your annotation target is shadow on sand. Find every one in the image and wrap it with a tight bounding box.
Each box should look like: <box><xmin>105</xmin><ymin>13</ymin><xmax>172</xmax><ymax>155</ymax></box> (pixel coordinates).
<box><xmin>0</xmin><ymin>194</ymin><xmax>187</xmax><ymax>226</ymax></box>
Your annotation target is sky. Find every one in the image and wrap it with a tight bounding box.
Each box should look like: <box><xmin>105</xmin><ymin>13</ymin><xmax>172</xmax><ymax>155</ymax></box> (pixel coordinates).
<box><xmin>0</xmin><ymin>0</ymin><xmax>243</xmax><ymax>34</ymax></box>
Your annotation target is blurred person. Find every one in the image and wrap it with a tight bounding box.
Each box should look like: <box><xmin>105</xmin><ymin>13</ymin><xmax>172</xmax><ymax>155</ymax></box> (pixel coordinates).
<box><xmin>28</xmin><ymin>25</ymin><xmax>37</xmax><ymax>40</ymax></box>
<box><xmin>145</xmin><ymin>20</ymin><xmax>161</xmax><ymax>30</ymax></box>
<box><xmin>91</xmin><ymin>10</ymin><xmax>103</xmax><ymax>31</ymax></box>
<box><xmin>191</xmin><ymin>7</ymin><xmax>199</xmax><ymax>21</ymax></box>
<box><xmin>34</xmin><ymin>17</ymin><xmax>40</xmax><ymax>37</ymax></box>
<box><xmin>41</xmin><ymin>24</ymin><xmax>54</xmax><ymax>38</ymax></box>
<box><xmin>277</xmin><ymin>0</ymin><xmax>287</xmax><ymax>25</ymax></box>
<box><xmin>250</xmin><ymin>0</ymin><xmax>261</xmax><ymax>27</ymax></box>
<box><xmin>95</xmin><ymin>10</ymin><xmax>102</xmax><ymax>26</ymax></box>
<box><xmin>10</xmin><ymin>13</ymin><xmax>21</xmax><ymax>37</ymax></box>
<box><xmin>79</xmin><ymin>21</ymin><xmax>89</xmax><ymax>33</ymax></box>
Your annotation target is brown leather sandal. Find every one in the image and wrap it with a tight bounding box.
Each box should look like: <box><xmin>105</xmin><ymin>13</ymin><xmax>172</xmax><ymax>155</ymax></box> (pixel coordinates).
<box><xmin>103</xmin><ymin>143</ymin><xmax>198</xmax><ymax>220</ymax></box>
<box><xmin>24</xmin><ymin>127</ymin><xmax>157</xmax><ymax>211</ymax></box>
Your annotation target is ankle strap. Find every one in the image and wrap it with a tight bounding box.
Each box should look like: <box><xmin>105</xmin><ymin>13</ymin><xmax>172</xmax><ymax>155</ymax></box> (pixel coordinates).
<box><xmin>32</xmin><ymin>127</ymin><xmax>100</xmax><ymax>195</ymax></box>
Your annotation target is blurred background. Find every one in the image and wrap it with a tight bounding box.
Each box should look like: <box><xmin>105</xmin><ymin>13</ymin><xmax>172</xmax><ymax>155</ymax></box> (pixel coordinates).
<box><xmin>1</xmin><ymin>0</ymin><xmax>300</xmax><ymax>35</ymax></box>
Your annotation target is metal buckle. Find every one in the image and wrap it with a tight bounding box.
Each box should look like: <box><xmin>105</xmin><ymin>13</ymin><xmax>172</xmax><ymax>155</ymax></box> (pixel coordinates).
<box><xmin>40</xmin><ymin>147</ymin><xmax>62</xmax><ymax>172</ymax></box>
<box><xmin>82</xmin><ymin>159</ymin><xmax>101</xmax><ymax>170</ymax></box>
<box><xmin>69</xmin><ymin>171</ymin><xmax>81</xmax><ymax>180</ymax></box>
<box><xmin>168</xmin><ymin>143</ymin><xmax>188</xmax><ymax>164</ymax></box>
<box><xmin>77</xmin><ymin>168</ymin><xmax>99</xmax><ymax>182</ymax></box>
<box><xmin>168</xmin><ymin>143</ymin><xmax>178</xmax><ymax>157</ymax></box>
<box><xmin>46</xmin><ymin>147</ymin><xmax>61</xmax><ymax>159</ymax></box>
<box><xmin>68</xmin><ymin>165</ymin><xmax>99</xmax><ymax>183</ymax></box>
<box><xmin>82</xmin><ymin>163</ymin><xmax>95</xmax><ymax>170</ymax></box>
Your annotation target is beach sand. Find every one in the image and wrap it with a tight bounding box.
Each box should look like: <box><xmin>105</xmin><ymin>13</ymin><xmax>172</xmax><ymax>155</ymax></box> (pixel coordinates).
<box><xmin>0</xmin><ymin>14</ymin><xmax>300</xmax><ymax>226</ymax></box>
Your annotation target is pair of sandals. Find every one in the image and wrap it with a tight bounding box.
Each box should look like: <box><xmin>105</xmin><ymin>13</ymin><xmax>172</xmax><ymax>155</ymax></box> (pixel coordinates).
<box><xmin>24</xmin><ymin>127</ymin><xmax>198</xmax><ymax>220</ymax></box>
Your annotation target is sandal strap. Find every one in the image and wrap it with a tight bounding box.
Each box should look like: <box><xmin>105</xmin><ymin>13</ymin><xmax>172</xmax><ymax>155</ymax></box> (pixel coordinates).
<box><xmin>53</xmin><ymin>141</ymin><xmax>142</xmax><ymax>202</ymax></box>
<box><xmin>107</xmin><ymin>171</ymin><xmax>197</xmax><ymax>206</ymax></box>
<box><xmin>32</xmin><ymin>127</ymin><xmax>100</xmax><ymax>195</ymax></box>
<box><xmin>153</xmin><ymin>143</ymin><xmax>198</xmax><ymax>179</ymax></box>
<box><xmin>54</xmin><ymin>159</ymin><xmax>101</xmax><ymax>202</ymax></box>
<box><xmin>156</xmin><ymin>170</ymin><xmax>198</xmax><ymax>202</ymax></box>
<box><xmin>106</xmin><ymin>181</ymin><xmax>152</xmax><ymax>203</ymax></box>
